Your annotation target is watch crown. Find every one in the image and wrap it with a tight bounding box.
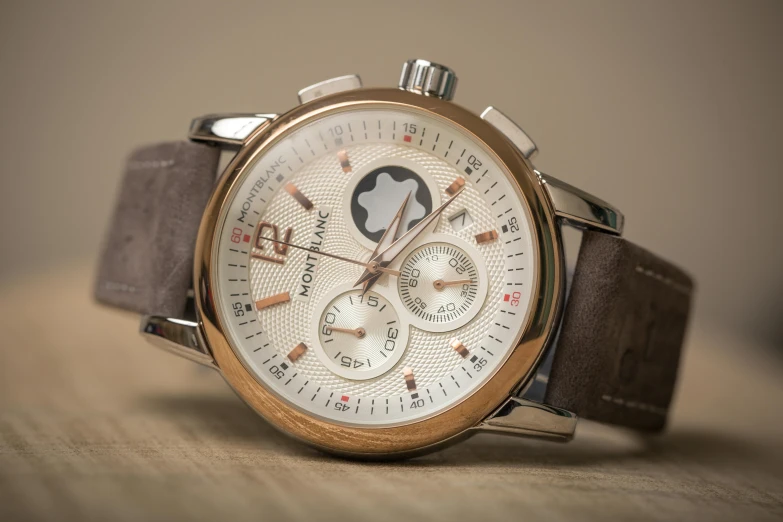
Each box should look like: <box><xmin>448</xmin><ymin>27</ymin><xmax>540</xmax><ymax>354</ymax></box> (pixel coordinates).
<box><xmin>398</xmin><ymin>59</ymin><xmax>458</xmax><ymax>101</ymax></box>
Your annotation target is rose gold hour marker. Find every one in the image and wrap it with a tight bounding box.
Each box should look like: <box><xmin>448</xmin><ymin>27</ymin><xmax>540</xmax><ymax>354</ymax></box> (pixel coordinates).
<box><xmin>475</xmin><ymin>229</ymin><xmax>499</xmax><ymax>244</ymax></box>
<box><xmin>254</xmin><ymin>292</ymin><xmax>291</xmax><ymax>311</ymax></box>
<box><xmin>287</xmin><ymin>342</ymin><xmax>308</xmax><ymax>362</ymax></box>
<box><xmin>403</xmin><ymin>367</ymin><xmax>417</xmax><ymax>392</ymax></box>
<box><xmin>252</xmin><ymin>222</ymin><xmax>293</xmax><ymax>264</ymax></box>
<box><xmin>446</xmin><ymin>176</ymin><xmax>466</xmax><ymax>196</ymax></box>
<box><xmin>283</xmin><ymin>182</ymin><xmax>313</xmax><ymax>210</ymax></box>
<box><xmin>337</xmin><ymin>150</ymin><xmax>352</xmax><ymax>173</ymax></box>
<box><xmin>451</xmin><ymin>339</ymin><xmax>469</xmax><ymax>358</ymax></box>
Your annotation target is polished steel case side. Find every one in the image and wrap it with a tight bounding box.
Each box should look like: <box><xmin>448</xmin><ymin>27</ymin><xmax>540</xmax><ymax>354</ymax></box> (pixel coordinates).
<box><xmin>537</xmin><ymin>171</ymin><xmax>625</xmax><ymax>235</ymax></box>
<box><xmin>193</xmin><ymin>88</ymin><xmax>564</xmax><ymax>457</ymax></box>
<box><xmin>189</xmin><ymin>114</ymin><xmax>277</xmax><ymax>148</ymax></box>
<box><xmin>478</xmin><ymin>397</ymin><xmax>577</xmax><ymax>441</ymax></box>
<box><xmin>140</xmin><ymin>315</ymin><xmax>217</xmax><ymax>368</ymax></box>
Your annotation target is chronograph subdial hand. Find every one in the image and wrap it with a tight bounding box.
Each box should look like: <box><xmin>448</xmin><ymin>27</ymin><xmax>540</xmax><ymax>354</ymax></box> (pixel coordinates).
<box><xmin>327</xmin><ymin>326</ymin><xmax>367</xmax><ymax>339</ymax></box>
<box><xmin>433</xmin><ymin>278</ymin><xmax>473</xmax><ymax>291</ymax></box>
<box><xmin>257</xmin><ymin>238</ymin><xmax>401</xmax><ymax>277</ymax></box>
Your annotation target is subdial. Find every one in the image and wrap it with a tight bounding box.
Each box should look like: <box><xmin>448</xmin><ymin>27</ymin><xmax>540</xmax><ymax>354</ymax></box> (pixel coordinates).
<box><xmin>313</xmin><ymin>285</ymin><xmax>409</xmax><ymax>380</ymax></box>
<box><xmin>397</xmin><ymin>239</ymin><xmax>488</xmax><ymax>332</ymax></box>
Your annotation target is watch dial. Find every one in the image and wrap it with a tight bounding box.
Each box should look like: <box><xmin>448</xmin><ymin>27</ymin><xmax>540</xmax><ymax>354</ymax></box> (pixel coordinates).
<box><xmin>215</xmin><ymin>106</ymin><xmax>536</xmax><ymax>426</ymax></box>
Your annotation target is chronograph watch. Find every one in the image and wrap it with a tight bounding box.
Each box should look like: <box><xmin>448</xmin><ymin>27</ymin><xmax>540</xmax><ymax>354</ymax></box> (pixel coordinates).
<box><xmin>95</xmin><ymin>59</ymin><xmax>693</xmax><ymax>458</ymax></box>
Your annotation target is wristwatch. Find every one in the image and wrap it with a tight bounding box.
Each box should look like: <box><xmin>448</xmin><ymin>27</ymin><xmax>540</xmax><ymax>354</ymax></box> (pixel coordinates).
<box><xmin>95</xmin><ymin>59</ymin><xmax>693</xmax><ymax>458</ymax></box>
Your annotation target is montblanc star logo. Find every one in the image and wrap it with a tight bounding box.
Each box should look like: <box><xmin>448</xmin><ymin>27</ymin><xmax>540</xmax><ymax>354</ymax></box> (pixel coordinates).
<box><xmin>357</xmin><ymin>172</ymin><xmax>426</xmax><ymax>234</ymax></box>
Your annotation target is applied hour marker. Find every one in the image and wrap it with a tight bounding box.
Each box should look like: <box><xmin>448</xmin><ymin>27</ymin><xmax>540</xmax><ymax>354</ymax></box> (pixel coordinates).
<box><xmin>255</xmin><ymin>292</ymin><xmax>291</xmax><ymax>311</ymax></box>
<box><xmin>337</xmin><ymin>149</ymin><xmax>352</xmax><ymax>173</ymax></box>
<box><xmin>451</xmin><ymin>339</ymin><xmax>470</xmax><ymax>358</ymax></box>
<box><xmin>446</xmin><ymin>176</ymin><xmax>466</xmax><ymax>196</ymax></box>
<box><xmin>283</xmin><ymin>182</ymin><xmax>313</xmax><ymax>210</ymax></box>
<box><xmin>475</xmin><ymin>230</ymin><xmax>499</xmax><ymax>244</ymax></box>
<box><xmin>287</xmin><ymin>342</ymin><xmax>307</xmax><ymax>362</ymax></box>
<box><xmin>403</xmin><ymin>367</ymin><xmax>417</xmax><ymax>392</ymax></box>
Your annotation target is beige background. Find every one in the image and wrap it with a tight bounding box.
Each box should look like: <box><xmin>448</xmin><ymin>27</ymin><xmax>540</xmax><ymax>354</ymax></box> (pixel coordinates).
<box><xmin>1</xmin><ymin>2</ymin><xmax>783</xmax><ymax>520</ymax></box>
<box><xmin>2</xmin><ymin>0</ymin><xmax>782</xmax><ymax>346</ymax></box>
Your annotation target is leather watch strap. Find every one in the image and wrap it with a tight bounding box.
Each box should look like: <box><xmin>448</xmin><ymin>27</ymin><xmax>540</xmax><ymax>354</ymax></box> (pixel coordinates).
<box><xmin>544</xmin><ymin>231</ymin><xmax>694</xmax><ymax>432</ymax></box>
<box><xmin>94</xmin><ymin>141</ymin><xmax>220</xmax><ymax>318</ymax></box>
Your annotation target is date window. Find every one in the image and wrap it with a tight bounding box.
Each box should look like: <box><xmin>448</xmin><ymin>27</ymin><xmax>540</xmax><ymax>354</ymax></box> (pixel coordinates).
<box><xmin>448</xmin><ymin>209</ymin><xmax>474</xmax><ymax>232</ymax></box>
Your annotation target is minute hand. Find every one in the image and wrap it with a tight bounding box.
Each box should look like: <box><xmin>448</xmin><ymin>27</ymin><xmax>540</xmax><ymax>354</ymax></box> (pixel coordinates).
<box><xmin>355</xmin><ymin>191</ymin><xmax>411</xmax><ymax>294</ymax></box>
<box><xmin>355</xmin><ymin>187</ymin><xmax>464</xmax><ymax>287</ymax></box>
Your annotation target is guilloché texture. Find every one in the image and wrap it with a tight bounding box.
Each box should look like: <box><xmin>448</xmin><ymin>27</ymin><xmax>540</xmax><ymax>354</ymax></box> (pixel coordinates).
<box><xmin>212</xmin><ymin>105</ymin><xmax>540</xmax><ymax>429</ymax></box>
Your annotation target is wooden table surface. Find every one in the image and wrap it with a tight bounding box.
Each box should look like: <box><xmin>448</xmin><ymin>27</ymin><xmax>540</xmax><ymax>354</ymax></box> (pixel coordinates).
<box><xmin>1</xmin><ymin>266</ymin><xmax>781</xmax><ymax>521</ymax></box>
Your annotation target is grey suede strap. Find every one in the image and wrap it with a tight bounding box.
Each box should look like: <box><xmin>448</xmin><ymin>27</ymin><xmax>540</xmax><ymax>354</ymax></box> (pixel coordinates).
<box><xmin>544</xmin><ymin>231</ymin><xmax>694</xmax><ymax>432</ymax></box>
<box><xmin>94</xmin><ymin>141</ymin><xmax>220</xmax><ymax>318</ymax></box>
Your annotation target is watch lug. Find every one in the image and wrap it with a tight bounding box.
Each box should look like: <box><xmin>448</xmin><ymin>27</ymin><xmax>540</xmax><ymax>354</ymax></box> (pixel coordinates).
<box><xmin>189</xmin><ymin>113</ymin><xmax>277</xmax><ymax>149</ymax></box>
<box><xmin>476</xmin><ymin>397</ymin><xmax>577</xmax><ymax>442</ymax></box>
<box><xmin>480</xmin><ymin>106</ymin><xmax>538</xmax><ymax>159</ymax></box>
<box><xmin>537</xmin><ymin>171</ymin><xmax>625</xmax><ymax>235</ymax></box>
<box><xmin>298</xmin><ymin>75</ymin><xmax>362</xmax><ymax>104</ymax></box>
<box><xmin>140</xmin><ymin>315</ymin><xmax>217</xmax><ymax>369</ymax></box>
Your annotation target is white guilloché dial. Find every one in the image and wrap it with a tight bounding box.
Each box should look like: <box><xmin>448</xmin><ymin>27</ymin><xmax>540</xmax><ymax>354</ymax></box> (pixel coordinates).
<box><xmin>214</xmin><ymin>106</ymin><xmax>537</xmax><ymax>426</ymax></box>
<box><xmin>313</xmin><ymin>285</ymin><xmax>408</xmax><ymax>380</ymax></box>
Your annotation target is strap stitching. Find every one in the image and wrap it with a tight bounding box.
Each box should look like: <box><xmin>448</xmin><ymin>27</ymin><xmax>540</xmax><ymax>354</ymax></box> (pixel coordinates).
<box><xmin>102</xmin><ymin>281</ymin><xmax>138</xmax><ymax>294</ymax></box>
<box><xmin>635</xmin><ymin>265</ymin><xmax>692</xmax><ymax>295</ymax></box>
<box><xmin>127</xmin><ymin>159</ymin><xmax>175</xmax><ymax>171</ymax></box>
<box><xmin>601</xmin><ymin>394</ymin><xmax>667</xmax><ymax>416</ymax></box>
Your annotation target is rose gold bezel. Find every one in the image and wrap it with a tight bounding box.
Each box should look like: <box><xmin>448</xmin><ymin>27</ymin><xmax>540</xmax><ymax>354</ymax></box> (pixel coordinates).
<box><xmin>194</xmin><ymin>88</ymin><xmax>563</xmax><ymax>457</ymax></box>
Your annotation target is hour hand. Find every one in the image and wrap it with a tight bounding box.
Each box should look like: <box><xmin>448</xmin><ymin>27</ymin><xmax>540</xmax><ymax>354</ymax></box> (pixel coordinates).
<box><xmin>353</xmin><ymin>191</ymin><xmax>411</xmax><ymax>290</ymax></box>
<box><xmin>357</xmin><ymin>186</ymin><xmax>464</xmax><ymax>289</ymax></box>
